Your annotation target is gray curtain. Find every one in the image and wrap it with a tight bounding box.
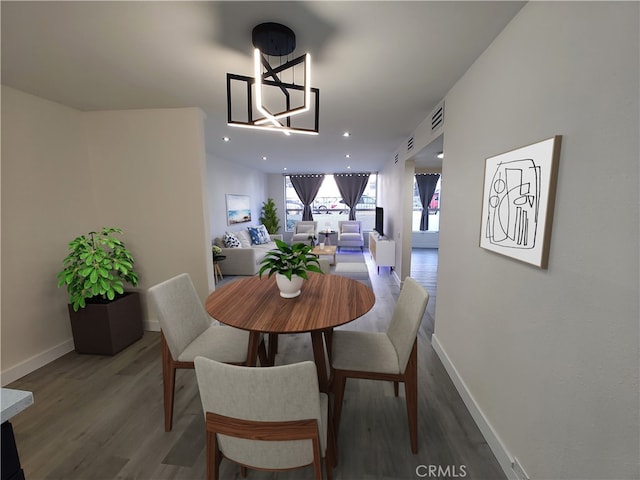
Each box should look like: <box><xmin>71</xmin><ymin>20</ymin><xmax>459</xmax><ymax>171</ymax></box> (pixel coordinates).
<box><xmin>415</xmin><ymin>173</ymin><xmax>440</xmax><ymax>231</ymax></box>
<box><xmin>334</xmin><ymin>173</ymin><xmax>370</xmax><ymax>220</ymax></box>
<box><xmin>290</xmin><ymin>174</ymin><xmax>325</xmax><ymax>221</ymax></box>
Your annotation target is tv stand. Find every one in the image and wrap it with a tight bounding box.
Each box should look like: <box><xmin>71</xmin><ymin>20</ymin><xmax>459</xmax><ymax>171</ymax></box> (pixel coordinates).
<box><xmin>369</xmin><ymin>232</ymin><xmax>395</xmax><ymax>274</ymax></box>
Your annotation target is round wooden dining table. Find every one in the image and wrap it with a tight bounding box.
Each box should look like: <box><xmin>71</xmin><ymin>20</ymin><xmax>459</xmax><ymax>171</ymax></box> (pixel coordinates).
<box><xmin>205</xmin><ymin>272</ymin><xmax>375</xmax><ymax>392</ymax></box>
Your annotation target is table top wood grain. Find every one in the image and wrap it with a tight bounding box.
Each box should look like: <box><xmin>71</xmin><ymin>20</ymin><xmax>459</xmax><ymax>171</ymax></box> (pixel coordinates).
<box><xmin>205</xmin><ymin>272</ymin><xmax>375</xmax><ymax>334</ymax></box>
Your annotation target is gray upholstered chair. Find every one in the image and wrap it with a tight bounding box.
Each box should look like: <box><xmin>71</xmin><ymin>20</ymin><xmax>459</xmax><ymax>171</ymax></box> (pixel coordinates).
<box><xmin>148</xmin><ymin>273</ymin><xmax>267</xmax><ymax>432</ymax></box>
<box><xmin>330</xmin><ymin>277</ymin><xmax>429</xmax><ymax>453</ymax></box>
<box><xmin>194</xmin><ymin>358</ymin><xmax>336</xmax><ymax>480</ymax></box>
<box><xmin>336</xmin><ymin>220</ymin><xmax>364</xmax><ymax>251</ymax></box>
<box><xmin>292</xmin><ymin>221</ymin><xmax>318</xmax><ymax>243</ymax></box>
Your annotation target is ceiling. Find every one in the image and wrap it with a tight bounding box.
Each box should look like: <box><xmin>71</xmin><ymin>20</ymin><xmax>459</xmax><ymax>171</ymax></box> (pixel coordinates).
<box><xmin>1</xmin><ymin>1</ymin><xmax>525</xmax><ymax>174</ymax></box>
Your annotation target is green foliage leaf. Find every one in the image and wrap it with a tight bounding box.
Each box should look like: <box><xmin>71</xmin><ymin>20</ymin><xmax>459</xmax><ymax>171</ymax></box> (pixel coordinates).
<box><xmin>56</xmin><ymin>227</ymin><xmax>139</xmax><ymax>309</ymax></box>
<box><xmin>259</xmin><ymin>197</ymin><xmax>281</xmax><ymax>234</ymax></box>
<box><xmin>258</xmin><ymin>240</ymin><xmax>324</xmax><ymax>279</ymax></box>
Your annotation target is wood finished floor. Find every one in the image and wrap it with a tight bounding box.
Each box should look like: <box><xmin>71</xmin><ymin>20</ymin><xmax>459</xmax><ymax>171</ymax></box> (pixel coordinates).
<box><xmin>6</xmin><ymin>248</ymin><xmax>505</xmax><ymax>480</ymax></box>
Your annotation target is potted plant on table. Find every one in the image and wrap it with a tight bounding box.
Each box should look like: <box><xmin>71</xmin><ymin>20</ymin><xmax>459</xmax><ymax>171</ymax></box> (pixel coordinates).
<box><xmin>57</xmin><ymin>227</ymin><xmax>143</xmax><ymax>355</ymax></box>
<box><xmin>258</xmin><ymin>239</ymin><xmax>323</xmax><ymax>298</ymax></box>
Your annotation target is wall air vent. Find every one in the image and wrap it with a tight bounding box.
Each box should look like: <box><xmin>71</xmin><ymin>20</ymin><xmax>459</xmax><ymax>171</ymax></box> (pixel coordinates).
<box><xmin>407</xmin><ymin>136</ymin><xmax>414</xmax><ymax>151</ymax></box>
<box><xmin>431</xmin><ymin>101</ymin><xmax>444</xmax><ymax>132</ymax></box>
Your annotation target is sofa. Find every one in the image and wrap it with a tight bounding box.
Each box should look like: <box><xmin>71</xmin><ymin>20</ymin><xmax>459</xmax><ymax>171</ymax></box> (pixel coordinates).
<box><xmin>213</xmin><ymin>228</ymin><xmax>283</xmax><ymax>276</ymax></box>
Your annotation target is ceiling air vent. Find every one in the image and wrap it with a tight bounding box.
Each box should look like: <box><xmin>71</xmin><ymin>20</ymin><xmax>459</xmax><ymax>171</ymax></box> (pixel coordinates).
<box><xmin>407</xmin><ymin>136</ymin><xmax>414</xmax><ymax>151</ymax></box>
<box><xmin>394</xmin><ymin>153</ymin><xmax>399</xmax><ymax>164</ymax></box>
<box><xmin>431</xmin><ymin>101</ymin><xmax>444</xmax><ymax>132</ymax></box>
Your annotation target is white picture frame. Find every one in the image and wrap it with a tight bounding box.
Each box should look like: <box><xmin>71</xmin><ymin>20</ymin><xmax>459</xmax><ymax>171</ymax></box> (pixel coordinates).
<box><xmin>479</xmin><ymin>136</ymin><xmax>562</xmax><ymax>268</ymax></box>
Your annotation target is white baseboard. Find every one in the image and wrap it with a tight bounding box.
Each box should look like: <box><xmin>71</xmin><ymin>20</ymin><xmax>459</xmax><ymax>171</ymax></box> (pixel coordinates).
<box><xmin>392</xmin><ymin>268</ymin><xmax>401</xmax><ymax>285</ymax></box>
<box><xmin>144</xmin><ymin>319</ymin><xmax>160</xmax><ymax>332</ymax></box>
<box><xmin>1</xmin><ymin>338</ymin><xmax>74</xmax><ymax>386</ymax></box>
<box><xmin>1</xmin><ymin>323</ymin><xmax>161</xmax><ymax>386</ymax></box>
<box><xmin>431</xmin><ymin>334</ymin><xmax>516</xmax><ymax>480</ymax></box>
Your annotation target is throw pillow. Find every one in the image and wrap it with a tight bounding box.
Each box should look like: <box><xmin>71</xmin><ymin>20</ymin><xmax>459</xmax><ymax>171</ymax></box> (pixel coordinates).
<box><xmin>342</xmin><ymin>224</ymin><xmax>359</xmax><ymax>233</ymax></box>
<box><xmin>248</xmin><ymin>225</ymin><xmax>270</xmax><ymax>245</ymax></box>
<box><xmin>257</xmin><ymin>224</ymin><xmax>271</xmax><ymax>243</ymax></box>
<box><xmin>235</xmin><ymin>229</ymin><xmax>252</xmax><ymax>248</ymax></box>
<box><xmin>223</xmin><ymin>232</ymin><xmax>241</xmax><ymax>248</ymax></box>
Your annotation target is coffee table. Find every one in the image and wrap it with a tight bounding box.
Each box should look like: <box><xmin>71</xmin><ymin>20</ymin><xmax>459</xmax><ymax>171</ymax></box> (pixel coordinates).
<box><xmin>311</xmin><ymin>244</ymin><xmax>337</xmax><ymax>265</ymax></box>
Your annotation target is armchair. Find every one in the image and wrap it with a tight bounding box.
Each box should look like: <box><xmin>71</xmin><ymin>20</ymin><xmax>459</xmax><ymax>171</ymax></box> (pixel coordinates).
<box><xmin>336</xmin><ymin>221</ymin><xmax>364</xmax><ymax>251</ymax></box>
<box><xmin>292</xmin><ymin>221</ymin><xmax>318</xmax><ymax>243</ymax></box>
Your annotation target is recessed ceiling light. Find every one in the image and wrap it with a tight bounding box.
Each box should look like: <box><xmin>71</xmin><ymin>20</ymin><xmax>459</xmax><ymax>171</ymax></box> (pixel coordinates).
<box><xmin>436</xmin><ymin>151</ymin><xmax>444</xmax><ymax>159</ymax></box>
<box><xmin>223</xmin><ymin>137</ymin><xmax>230</xmax><ymax>142</ymax></box>
<box><xmin>347</xmin><ymin>165</ymin><xmax>351</xmax><ymax>169</ymax></box>
<box><xmin>262</xmin><ymin>156</ymin><xmax>267</xmax><ymax>160</ymax></box>
<box><xmin>283</xmin><ymin>167</ymin><xmax>287</xmax><ymax>171</ymax></box>
<box><xmin>345</xmin><ymin>154</ymin><xmax>350</xmax><ymax>158</ymax></box>
<box><xmin>343</xmin><ymin>132</ymin><xmax>351</xmax><ymax>137</ymax></box>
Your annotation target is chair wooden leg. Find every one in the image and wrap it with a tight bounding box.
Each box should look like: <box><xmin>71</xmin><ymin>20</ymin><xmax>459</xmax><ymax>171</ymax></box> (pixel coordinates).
<box><xmin>161</xmin><ymin>333</ymin><xmax>176</xmax><ymax>432</ymax></box>
<box><xmin>332</xmin><ymin>373</ymin><xmax>347</xmax><ymax>434</ymax></box>
<box><xmin>240</xmin><ymin>466</ymin><xmax>247</xmax><ymax>477</ymax></box>
<box><xmin>206</xmin><ymin>429</ymin><xmax>221</xmax><ymax>480</ymax></box>
<box><xmin>404</xmin><ymin>343</ymin><xmax>419</xmax><ymax>454</ymax></box>
<box><xmin>394</xmin><ymin>381</ymin><xmax>399</xmax><ymax>397</ymax></box>
<box><xmin>328</xmin><ymin>407</ymin><xmax>338</xmax><ymax>468</ymax></box>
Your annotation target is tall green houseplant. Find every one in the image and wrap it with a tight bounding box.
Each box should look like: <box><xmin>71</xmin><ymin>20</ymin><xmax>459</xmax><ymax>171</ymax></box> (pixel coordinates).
<box><xmin>259</xmin><ymin>198</ymin><xmax>281</xmax><ymax>234</ymax></box>
<box><xmin>57</xmin><ymin>227</ymin><xmax>140</xmax><ymax>311</ymax></box>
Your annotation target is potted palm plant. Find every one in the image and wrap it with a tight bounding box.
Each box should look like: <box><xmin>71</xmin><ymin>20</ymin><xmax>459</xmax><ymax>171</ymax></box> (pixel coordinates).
<box><xmin>258</xmin><ymin>239</ymin><xmax>322</xmax><ymax>298</ymax></box>
<box><xmin>57</xmin><ymin>227</ymin><xmax>143</xmax><ymax>355</ymax></box>
<box><xmin>259</xmin><ymin>197</ymin><xmax>281</xmax><ymax>234</ymax></box>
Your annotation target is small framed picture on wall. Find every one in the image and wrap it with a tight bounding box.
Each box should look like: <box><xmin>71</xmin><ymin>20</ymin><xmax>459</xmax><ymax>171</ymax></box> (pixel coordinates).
<box><xmin>226</xmin><ymin>194</ymin><xmax>251</xmax><ymax>225</ymax></box>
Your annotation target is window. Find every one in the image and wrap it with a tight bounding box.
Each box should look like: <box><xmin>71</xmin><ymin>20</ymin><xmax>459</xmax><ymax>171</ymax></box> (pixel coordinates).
<box><xmin>285</xmin><ymin>174</ymin><xmax>377</xmax><ymax>231</ymax></box>
<box><xmin>412</xmin><ymin>176</ymin><xmax>441</xmax><ymax>232</ymax></box>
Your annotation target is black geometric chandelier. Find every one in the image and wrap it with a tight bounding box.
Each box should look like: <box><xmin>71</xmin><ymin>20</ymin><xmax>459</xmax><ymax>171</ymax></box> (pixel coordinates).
<box><xmin>226</xmin><ymin>22</ymin><xmax>319</xmax><ymax>136</ymax></box>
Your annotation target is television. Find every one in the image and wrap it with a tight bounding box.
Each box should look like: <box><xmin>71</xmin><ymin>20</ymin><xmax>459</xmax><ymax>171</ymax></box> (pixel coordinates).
<box><xmin>375</xmin><ymin>207</ymin><xmax>384</xmax><ymax>238</ymax></box>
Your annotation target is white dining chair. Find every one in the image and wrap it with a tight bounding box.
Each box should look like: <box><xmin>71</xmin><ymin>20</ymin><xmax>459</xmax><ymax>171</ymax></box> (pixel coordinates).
<box><xmin>330</xmin><ymin>276</ymin><xmax>429</xmax><ymax>453</ymax></box>
<box><xmin>195</xmin><ymin>357</ymin><xmax>336</xmax><ymax>480</ymax></box>
<box><xmin>148</xmin><ymin>273</ymin><xmax>267</xmax><ymax>431</ymax></box>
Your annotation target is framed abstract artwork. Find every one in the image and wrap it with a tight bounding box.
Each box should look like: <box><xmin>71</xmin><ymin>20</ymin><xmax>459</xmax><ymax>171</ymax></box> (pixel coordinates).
<box><xmin>479</xmin><ymin>136</ymin><xmax>562</xmax><ymax>268</ymax></box>
<box><xmin>226</xmin><ymin>194</ymin><xmax>251</xmax><ymax>225</ymax></box>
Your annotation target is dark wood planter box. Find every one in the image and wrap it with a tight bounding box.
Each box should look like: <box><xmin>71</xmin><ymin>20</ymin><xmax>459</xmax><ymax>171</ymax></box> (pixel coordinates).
<box><xmin>68</xmin><ymin>291</ymin><xmax>143</xmax><ymax>355</ymax></box>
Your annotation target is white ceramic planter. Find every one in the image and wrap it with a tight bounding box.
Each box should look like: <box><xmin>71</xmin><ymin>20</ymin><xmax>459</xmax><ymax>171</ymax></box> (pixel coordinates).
<box><xmin>275</xmin><ymin>273</ymin><xmax>304</xmax><ymax>298</ymax></box>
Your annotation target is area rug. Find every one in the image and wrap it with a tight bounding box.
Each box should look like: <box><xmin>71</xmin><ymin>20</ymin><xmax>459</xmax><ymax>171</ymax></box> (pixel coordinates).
<box><xmin>334</xmin><ymin>248</ymin><xmax>367</xmax><ymax>264</ymax></box>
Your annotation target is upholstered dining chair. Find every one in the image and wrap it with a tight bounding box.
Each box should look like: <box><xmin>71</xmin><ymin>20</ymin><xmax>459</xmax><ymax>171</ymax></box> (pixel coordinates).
<box><xmin>194</xmin><ymin>357</ymin><xmax>336</xmax><ymax>480</ymax></box>
<box><xmin>330</xmin><ymin>277</ymin><xmax>429</xmax><ymax>453</ymax></box>
<box><xmin>148</xmin><ymin>273</ymin><xmax>267</xmax><ymax>432</ymax></box>
<box><xmin>336</xmin><ymin>221</ymin><xmax>364</xmax><ymax>251</ymax></box>
<box><xmin>292</xmin><ymin>221</ymin><xmax>318</xmax><ymax>243</ymax></box>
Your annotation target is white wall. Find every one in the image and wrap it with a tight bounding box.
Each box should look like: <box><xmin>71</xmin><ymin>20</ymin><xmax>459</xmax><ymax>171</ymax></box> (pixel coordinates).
<box><xmin>434</xmin><ymin>3</ymin><xmax>639</xmax><ymax>480</ymax></box>
<box><xmin>205</xmin><ymin>154</ymin><xmax>267</xmax><ymax>240</ymax></box>
<box><xmin>1</xmin><ymin>86</ymin><xmax>92</xmax><ymax>382</ymax></box>
<box><xmin>1</xmin><ymin>87</ymin><xmax>212</xmax><ymax>383</ymax></box>
<box><xmin>84</xmin><ymin>108</ymin><xmax>213</xmax><ymax>321</ymax></box>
